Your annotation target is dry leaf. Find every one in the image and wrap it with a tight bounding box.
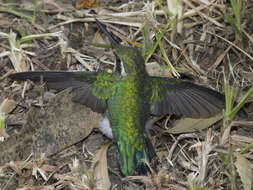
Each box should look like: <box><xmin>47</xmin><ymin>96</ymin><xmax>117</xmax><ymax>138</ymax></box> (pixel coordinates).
<box><xmin>8</xmin><ymin>161</ymin><xmax>22</xmax><ymax>175</ymax></box>
<box><xmin>167</xmin><ymin>114</ymin><xmax>223</xmax><ymax>134</ymax></box>
<box><xmin>41</xmin><ymin>164</ymin><xmax>57</xmax><ymax>172</ymax></box>
<box><xmin>0</xmin><ymin>98</ymin><xmax>16</xmax><ymax>114</ymax></box>
<box><xmin>92</xmin><ymin>142</ymin><xmax>112</xmax><ymax>190</ymax></box>
<box><xmin>0</xmin><ymin>98</ymin><xmax>16</xmax><ymax>139</ymax></box>
<box><xmin>92</xmin><ymin>30</ymin><xmax>107</xmax><ymax>45</ymax></box>
<box><xmin>156</xmin><ymin>151</ymin><xmax>169</xmax><ymax>160</ymax></box>
<box><xmin>146</xmin><ymin>62</ymin><xmax>173</xmax><ymax>78</ymax></box>
<box><xmin>235</xmin><ymin>153</ymin><xmax>252</xmax><ymax>190</ymax></box>
<box><xmin>32</xmin><ymin>88</ymin><xmax>101</xmax><ymax>159</ymax></box>
<box><xmin>20</xmin><ymin>58</ymin><xmax>27</xmax><ymax>72</ymax></box>
<box><xmin>76</xmin><ymin>0</ymin><xmax>99</xmax><ymax>9</ymax></box>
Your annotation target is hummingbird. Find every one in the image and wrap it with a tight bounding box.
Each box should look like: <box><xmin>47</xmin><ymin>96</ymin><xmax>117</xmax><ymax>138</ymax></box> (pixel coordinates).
<box><xmin>8</xmin><ymin>20</ymin><xmax>247</xmax><ymax>176</ymax></box>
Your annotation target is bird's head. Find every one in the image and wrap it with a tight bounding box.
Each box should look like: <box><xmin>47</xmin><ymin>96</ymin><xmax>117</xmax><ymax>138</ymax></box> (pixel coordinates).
<box><xmin>116</xmin><ymin>46</ymin><xmax>146</xmax><ymax>76</ymax></box>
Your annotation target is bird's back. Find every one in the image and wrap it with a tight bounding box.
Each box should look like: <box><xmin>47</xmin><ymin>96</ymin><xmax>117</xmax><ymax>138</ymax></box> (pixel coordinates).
<box><xmin>108</xmin><ymin>75</ymin><xmax>156</xmax><ymax>176</ymax></box>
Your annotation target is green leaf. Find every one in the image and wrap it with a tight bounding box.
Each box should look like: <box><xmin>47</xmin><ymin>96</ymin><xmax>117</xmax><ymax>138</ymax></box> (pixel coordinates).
<box><xmin>155</xmin><ymin>29</ymin><xmax>179</xmax><ymax>77</ymax></box>
<box><xmin>145</xmin><ymin>18</ymin><xmax>172</xmax><ymax>63</ymax></box>
<box><xmin>0</xmin><ymin>7</ymin><xmax>33</xmax><ymax>22</ymax></box>
<box><xmin>240</xmin><ymin>142</ymin><xmax>253</xmax><ymax>154</ymax></box>
<box><xmin>227</xmin><ymin>0</ymin><xmax>242</xmax><ymax>38</ymax></box>
<box><xmin>227</xmin><ymin>86</ymin><xmax>253</xmax><ymax>119</ymax></box>
<box><xmin>224</xmin><ymin>81</ymin><xmax>238</xmax><ymax>120</ymax></box>
<box><xmin>226</xmin><ymin>15</ymin><xmax>242</xmax><ymax>38</ymax></box>
<box><xmin>0</xmin><ymin>113</ymin><xmax>5</xmax><ymax>130</ymax></box>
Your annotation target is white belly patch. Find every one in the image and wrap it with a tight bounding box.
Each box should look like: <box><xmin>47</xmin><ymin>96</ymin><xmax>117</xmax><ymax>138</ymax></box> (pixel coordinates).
<box><xmin>99</xmin><ymin>116</ymin><xmax>154</xmax><ymax>139</ymax></box>
<box><xmin>99</xmin><ymin>116</ymin><xmax>113</xmax><ymax>139</ymax></box>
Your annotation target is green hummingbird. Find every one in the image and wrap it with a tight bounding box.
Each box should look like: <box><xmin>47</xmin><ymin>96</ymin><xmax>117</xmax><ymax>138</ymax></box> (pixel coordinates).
<box><xmin>8</xmin><ymin>20</ymin><xmax>247</xmax><ymax>176</ymax></box>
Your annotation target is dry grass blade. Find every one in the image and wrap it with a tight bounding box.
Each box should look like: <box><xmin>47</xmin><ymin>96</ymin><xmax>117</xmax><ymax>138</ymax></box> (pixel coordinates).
<box><xmin>92</xmin><ymin>142</ymin><xmax>112</xmax><ymax>190</ymax></box>
<box><xmin>166</xmin><ymin>0</ymin><xmax>183</xmax><ymax>34</ymax></box>
<box><xmin>126</xmin><ymin>168</ymin><xmax>172</xmax><ymax>190</ymax></box>
<box><xmin>48</xmin><ymin>18</ymin><xmax>143</xmax><ymax>30</ymax></box>
<box><xmin>53</xmin><ymin>158</ymin><xmax>94</xmax><ymax>190</ymax></box>
<box><xmin>16</xmin><ymin>185</ymin><xmax>55</xmax><ymax>190</ymax></box>
<box><xmin>208</xmin><ymin>45</ymin><xmax>232</xmax><ymax>71</ymax></box>
<box><xmin>183</xmin><ymin>0</ymin><xmax>225</xmax><ymax>27</ymax></box>
<box><xmin>0</xmin><ymin>31</ymin><xmax>28</xmax><ymax>72</ymax></box>
<box><xmin>208</xmin><ymin>31</ymin><xmax>253</xmax><ymax>61</ymax></box>
<box><xmin>242</xmin><ymin>28</ymin><xmax>253</xmax><ymax>44</ymax></box>
<box><xmin>188</xmin><ymin>129</ymin><xmax>217</xmax><ymax>185</ymax></box>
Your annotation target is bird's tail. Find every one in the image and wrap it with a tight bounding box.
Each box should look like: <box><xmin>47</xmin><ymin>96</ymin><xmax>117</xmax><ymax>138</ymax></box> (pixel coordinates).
<box><xmin>117</xmin><ymin>135</ymin><xmax>156</xmax><ymax>176</ymax></box>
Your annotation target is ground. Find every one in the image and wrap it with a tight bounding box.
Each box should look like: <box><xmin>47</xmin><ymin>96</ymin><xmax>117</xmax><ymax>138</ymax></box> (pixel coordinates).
<box><xmin>0</xmin><ymin>0</ymin><xmax>253</xmax><ymax>190</ymax></box>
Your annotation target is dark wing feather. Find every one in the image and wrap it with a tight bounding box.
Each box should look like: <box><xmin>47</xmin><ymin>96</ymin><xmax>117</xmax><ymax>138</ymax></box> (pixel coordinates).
<box><xmin>9</xmin><ymin>71</ymin><xmax>116</xmax><ymax>113</ymax></box>
<box><xmin>8</xmin><ymin>71</ymin><xmax>98</xmax><ymax>89</ymax></box>
<box><xmin>71</xmin><ymin>84</ymin><xmax>107</xmax><ymax>113</ymax></box>
<box><xmin>149</xmin><ymin>77</ymin><xmax>225</xmax><ymax>118</ymax></box>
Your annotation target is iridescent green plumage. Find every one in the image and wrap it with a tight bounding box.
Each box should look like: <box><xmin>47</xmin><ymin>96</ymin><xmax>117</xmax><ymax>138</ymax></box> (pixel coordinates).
<box><xmin>8</xmin><ymin>20</ymin><xmax>247</xmax><ymax>176</ymax></box>
<box><xmin>108</xmin><ymin>73</ymin><xmax>155</xmax><ymax>175</ymax></box>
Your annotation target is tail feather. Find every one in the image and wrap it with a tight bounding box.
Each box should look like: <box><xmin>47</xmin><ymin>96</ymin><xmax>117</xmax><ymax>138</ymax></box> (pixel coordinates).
<box><xmin>117</xmin><ymin>136</ymin><xmax>156</xmax><ymax>176</ymax></box>
<box><xmin>135</xmin><ymin>139</ymin><xmax>156</xmax><ymax>175</ymax></box>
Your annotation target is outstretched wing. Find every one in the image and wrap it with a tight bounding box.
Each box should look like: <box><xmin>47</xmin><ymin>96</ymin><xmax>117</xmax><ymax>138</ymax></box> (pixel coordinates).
<box><xmin>9</xmin><ymin>71</ymin><xmax>117</xmax><ymax>113</ymax></box>
<box><xmin>149</xmin><ymin>77</ymin><xmax>225</xmax><ymax>118</ymax></box>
